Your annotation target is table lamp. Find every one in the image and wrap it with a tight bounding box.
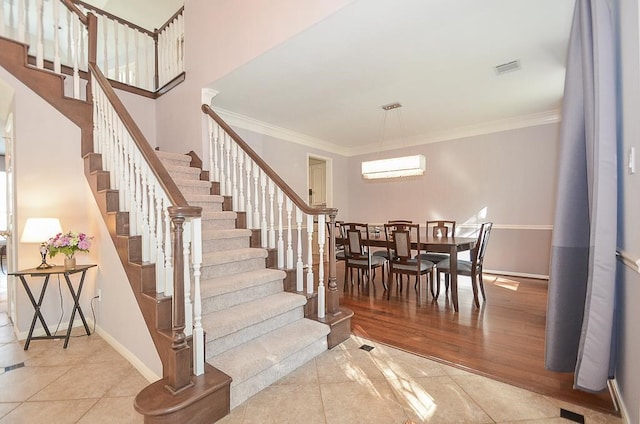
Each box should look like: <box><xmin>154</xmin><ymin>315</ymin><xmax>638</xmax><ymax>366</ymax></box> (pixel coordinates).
<box><xmin>20</xmin><ymin>218</ymin><xmax>63</xmax><ymax>269</ymax></box>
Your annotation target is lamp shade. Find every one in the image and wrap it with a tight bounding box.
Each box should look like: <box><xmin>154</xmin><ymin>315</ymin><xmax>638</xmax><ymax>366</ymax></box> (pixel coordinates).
<box><xmin>20</xmin><ymin>218</ymin><xmax>63</xmax><ymax>243</ymax></box>
<box><xmin>361</xmin><ymin>154</ymin><xmax>426</xmax><ymax>179</ymax></box>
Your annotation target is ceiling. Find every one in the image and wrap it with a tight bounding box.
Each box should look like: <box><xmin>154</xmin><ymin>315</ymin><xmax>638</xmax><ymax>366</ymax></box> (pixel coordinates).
<box><xmin>83</xmin><ymin>0</ymin><xmax>575</xmax><ymax>156</ymax></box>
<box><xmin>209</xmin><ymin>0</ymin><xmax>575</xmax><ymax>156</ymax></box>
<box><xmin>83</xmin><ymin>0</ymin><xmax>183</xmax><ymax>31</ymax></box>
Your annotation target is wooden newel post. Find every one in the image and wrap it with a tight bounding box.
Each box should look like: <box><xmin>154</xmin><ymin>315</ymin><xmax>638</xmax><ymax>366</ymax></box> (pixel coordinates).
<box><xmin>167</xmin><ymin>205</ymin><xmax>201</xmax><ymax>393</ymax></box>
<box><xmin>327</xmin><ymin>212</ymin><xmax>339</xmax><ymax>315</ymax></box>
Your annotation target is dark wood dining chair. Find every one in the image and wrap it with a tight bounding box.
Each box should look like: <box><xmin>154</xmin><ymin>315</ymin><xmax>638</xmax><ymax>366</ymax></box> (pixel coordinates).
<box><xmin>435</xmin><ymin>222</ymin><xmax>493</xmax><ymax>307</ymax></box>
<box><xmin>373</xmin><ymin>219</ymin><xmax>413</xmax><ymax>260</ymax></box>
<box><xmin>420</xmin><ymin>220</ymin><xmax>456</xmax><ymax>260</ymax></box>
<box><xmin>343</xmin><ymin>222</ymin><xmax>386</xmax><ymax>289</ymax></box>
<box><xmin>384</xmin><ymin>223</ymin><xmax>435</xmax><ymax>301</ymax></box>
<box><xmin>326</xmin><ymin>220</ymin><xmax>347</xmax><ymax>263</ymax></box>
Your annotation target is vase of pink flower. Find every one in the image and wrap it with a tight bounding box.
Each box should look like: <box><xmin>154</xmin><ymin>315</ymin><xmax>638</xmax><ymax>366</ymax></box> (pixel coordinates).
<box><xmin>47</xmin><ymin>231</ymin><xmax>92</xmax><ymax>270</ymax></box>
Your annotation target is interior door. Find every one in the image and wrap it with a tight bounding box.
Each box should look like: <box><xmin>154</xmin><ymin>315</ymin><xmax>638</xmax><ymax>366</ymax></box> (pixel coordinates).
<box><xmin>2</xmin><ymin>113</ymin><xmax>16</xmax><ymax>320</ymax></box>
<box><xmin>308</xmin><ymin>158</ymin><xmax>326</xmax><ymax>207</ymax></box>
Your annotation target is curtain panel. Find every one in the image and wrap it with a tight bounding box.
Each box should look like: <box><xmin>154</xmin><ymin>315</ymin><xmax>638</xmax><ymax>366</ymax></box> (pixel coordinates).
<box><xmin>545</xmin><ymin>0</ymin><xmax>618</xmax><ymax>392</ymax></box>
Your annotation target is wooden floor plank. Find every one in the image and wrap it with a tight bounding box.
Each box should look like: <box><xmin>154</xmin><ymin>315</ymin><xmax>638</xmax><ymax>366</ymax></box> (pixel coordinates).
<box><xmin>336</xmin><ymin>264</ymin><xmax>617</xmax><ymax>415</ymax></box>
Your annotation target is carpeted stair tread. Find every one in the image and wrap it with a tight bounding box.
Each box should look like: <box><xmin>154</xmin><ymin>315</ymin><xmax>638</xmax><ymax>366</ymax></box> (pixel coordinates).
<box><xmin>200</xmin><ymin>268</ymin><xmax>286</xmax><ymax>299</ymax></box>
<box><xmin>204</xmin><ymin>228</ymin><xmax>252</xmax><ymax>240</ymax></box>
<box><xmin>163</xmin><ymin>163</ymin><xmax>201</xmax><ymax>178</ymax></box>
<box><xmin>202</xmin><ymin>292</ymin><xmax>305</xmax><ymax>340</ymax></box>
<box><xmin>207</xmin><ymin>318</ymin><xmax>329</xmax><ymax>386</ymax></box>
<box><xmin>203</xmin><ymin>247</ymin><xmax>267</xmax><ymax>265</ymax></box>
<box><xmin>185</xmin><ymin>193</ymin><xmax>224</xmax><ymax>203</ymax></box>
<box><xmin>174</xmin><ymin>178</ymin><xmax>212</xmax><ymax>188</ymax></box>
<box><xmin>156</xmin><ymin>150</ymin><xmax>191</xmax><ymax>163</ymax></box>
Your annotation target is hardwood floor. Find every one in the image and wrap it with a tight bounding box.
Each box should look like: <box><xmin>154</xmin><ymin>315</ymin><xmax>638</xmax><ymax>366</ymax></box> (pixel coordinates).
<box><xmin>336</xmin><ymin>264</ymin><xmax>617</xmax><ymax>416</ymax></box>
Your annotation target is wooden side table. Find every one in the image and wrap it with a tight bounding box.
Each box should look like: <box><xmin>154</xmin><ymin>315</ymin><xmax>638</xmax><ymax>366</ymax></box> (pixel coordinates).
<box><xmin>10</xmin><ymin>264</ymin><xmax>97</xmax><ymax>349</ymax></box>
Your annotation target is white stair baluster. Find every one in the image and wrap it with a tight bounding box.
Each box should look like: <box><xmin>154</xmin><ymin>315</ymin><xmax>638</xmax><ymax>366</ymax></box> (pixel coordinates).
<box><xmin>306</xmin><ymin>214</ymin><xmax>314</xmax><ymax>294</ymax></box>
<box><xmin>286</xmin><ymin>198</ymin><xmax>293</xmax><ymax>269</ymax></box>
<box><xmin>140</xmin><ymin>165</ymin><xmax>150</xmax><ymax>262</ymax></box>
<box><xmin>114</xmin><ymin>20</ymin><xmax>119</xmax><ymax>81</ymax></box>
<box><xmin>191</xmin><ymin>217</ymin><xmax>204</xmax><ymax>376</ymax></box>
<box><xmin>252</xmin><ymin>161</ymin><xmax>260</xmax><ymax>229</ymax></box>
<box><xmin>317</xmin><ymin>214</ymin><xmax>326</xmax><ymax>318</ymax></box>
<box><xmin>155</xmin><ymin>194</ymin><xmax>165</xmax><ymax>292</ymax></box>
<box><xmin>124</xmin><ymin>25</ymin><xmax>130</xmax><ymax>85</ymax></box>
<box><xmin>218</xmin><ymin>129</ymin><xmax>226</xmax><ymax>196</ymax></box>
<box><xmin>183</xmin><ymin>221</ymin><xmax>192</xmax><ymax>337</ymax></box>
<box><xmin>134</xmin><ymin>29</ymin><xmax>140</xmax><ymax>87</ymax></box>
<box><xmin>53</xmin><ymin>0</ymin><xmax>61</xmax><ymax>73</ymax></box>
<box><xmin>35</xmin><ymin>0</ymin><xmax>43</xmax><ymax>68</ymax></box>
<box><xmin>164</xmin><ymin>205</ymin><xmax>173</xmax><ymax>296</ymax></box>
<box><xmin>72</xmin><ymin>16</ymin><xmax>80</xmax><ymax>98</ymax></box>
<box><xmin>237</xmin><ymin>149</ymin><xmax>245</xmax><ymax>212</ymax></box>
<box><xmin>224</xmin><ymin>133</ymin><xmax>232</xmax><ymax>196</ymax></box>
<box><xmin>268</xmin><ymin>179</ymin><xmax>275</xmax><ymax>249</ymax></box>
<box><xmin>231</xmin><ymin>142</ymin><xmax>238</xmax><ymax>211</ymax></box>
<box><xmin>277</xmin><ymin>188</ymin><xmax>284</xmax><ymax>268</ymax></box>
<box><xmin>245</xmin><ymin>153</ymin><xmax>253</xmax><ymax>226</ymax></box>
<box><xmin>260</xmin><ymin>171</ymin><xmax>268</xmax><ymax>248</ymax></box>
<box><xmin>17</xmin><ymin>0</ymin><xmax>25</xmax><ymax>43</ymax></box>
<box><xmin>296</xmin><ymin>208</ymin><xmax>303</xmax><ymax>292</ymax></box>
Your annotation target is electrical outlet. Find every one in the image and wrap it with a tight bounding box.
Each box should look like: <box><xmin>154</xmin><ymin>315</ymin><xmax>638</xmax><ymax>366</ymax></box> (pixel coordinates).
<box><xmin>97</xmin><ymin>289</ymin><xmax>102</xmax><ymax>302</ymax></box>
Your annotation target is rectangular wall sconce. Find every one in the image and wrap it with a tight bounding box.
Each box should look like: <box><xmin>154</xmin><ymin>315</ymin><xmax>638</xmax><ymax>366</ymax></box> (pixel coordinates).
<box><xmin>361</xmin><ymin>154</ymin><xmax>426</xmax><ymax>179</ymax></box>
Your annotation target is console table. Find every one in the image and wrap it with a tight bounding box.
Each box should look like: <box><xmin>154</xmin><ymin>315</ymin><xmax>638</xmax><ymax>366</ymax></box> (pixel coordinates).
<box><xmin>10</xmin><ymin>264</ymin><xmax>96</xmax><ymax>350</ymax></box>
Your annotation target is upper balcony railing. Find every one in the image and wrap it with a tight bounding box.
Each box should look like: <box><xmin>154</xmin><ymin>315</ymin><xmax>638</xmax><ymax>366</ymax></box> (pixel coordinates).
<box><xmin>0</xmin><ymin>0</ymin><xmax>184</xmax><ymax>96</ymax></box>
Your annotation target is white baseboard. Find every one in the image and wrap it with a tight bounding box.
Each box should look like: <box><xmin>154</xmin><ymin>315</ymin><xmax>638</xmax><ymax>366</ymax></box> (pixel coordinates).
<box><xmin>609</xmin><ymin>379</ymin><xmax>630</xmax><ymax>424</ymax></box>
<box><xmin>93</xmin><ymin>324</ymin><xmax>161</xmax><ymax>383</ymax></box>
<box><xmin>484</xmin><ymin>269</ymin><xmax>549</xmax><ymax>280</ymax></box>
<box><xmin>17</xmin><ymin>318</ymin><xmax>161</xmax><ymax>383</ymax></box>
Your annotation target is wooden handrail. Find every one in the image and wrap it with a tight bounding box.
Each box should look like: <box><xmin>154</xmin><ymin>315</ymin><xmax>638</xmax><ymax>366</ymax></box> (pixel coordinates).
<box><xmin>156</xmin><ymin>6</ymin><xmax>185</xmax><ymax>35</ymax></box>
<box><xmin>73</xmin><ymin>0</ymin><xmax>155</xmax><ymax>36</ymax></box>
<box><xmin>61</xmin><ymin>0</ymin><xmax>88</xmax><ymax>25</ymax></box>
<box><xmin>90</xmin><ymin>62</ymin><xmax>194</xmax><ymax>210</ymax></box>
<box><xmin>202</xmin><ymin>104</ymin><xmax>338</xmax><ymax>217</ymax></box>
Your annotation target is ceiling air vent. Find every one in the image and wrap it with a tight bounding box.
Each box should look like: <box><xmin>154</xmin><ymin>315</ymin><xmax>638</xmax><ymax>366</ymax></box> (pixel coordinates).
<box><xmin>494</xmin><ymin>59</ymin><xmax>521</xmax><ymax>75</ymax></box>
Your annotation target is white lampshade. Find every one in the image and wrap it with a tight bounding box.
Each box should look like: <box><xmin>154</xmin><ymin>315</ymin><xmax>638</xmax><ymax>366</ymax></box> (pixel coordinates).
<box><xmin>361</xmin><ymin>154</ymin><xmax>426</xmax><ymax>179</ymax></box>
<box><xmin>20</xmin><ymin>218</ymin><xmax>63</xmax><ymax>243</ymax></box>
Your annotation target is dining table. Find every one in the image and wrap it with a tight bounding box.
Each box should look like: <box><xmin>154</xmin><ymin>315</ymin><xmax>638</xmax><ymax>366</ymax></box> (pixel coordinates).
<box><xmin>337</xmin><ymin>229</ymin><xmax>477</xmax><ymax>312</ymax></box>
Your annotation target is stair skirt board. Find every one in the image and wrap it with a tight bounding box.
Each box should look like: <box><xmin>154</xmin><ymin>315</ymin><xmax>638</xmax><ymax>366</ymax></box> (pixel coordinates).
<box><xmin>208</xmin><ymin>319</ymin><xmax>330</xmax><ymax>409</ymax></box>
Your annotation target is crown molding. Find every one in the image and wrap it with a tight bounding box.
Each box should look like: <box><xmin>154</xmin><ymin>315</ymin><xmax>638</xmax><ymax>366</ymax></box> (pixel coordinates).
<box><xmin>212</xmin><ymin>107</ymin><xmax>561</xmax><ymax>158</ymax></box>
<box><xmin>212</xmin><ymin>107</ymin><xmax>351</xmax><ymax>156</ymax></box>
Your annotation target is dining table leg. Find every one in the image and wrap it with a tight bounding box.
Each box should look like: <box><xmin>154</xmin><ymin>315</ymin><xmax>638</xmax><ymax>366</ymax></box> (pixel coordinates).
<box><xmin>449</xmin><ymin>245</ymin><xmax>459</xmax><ymax>312</ymax></box>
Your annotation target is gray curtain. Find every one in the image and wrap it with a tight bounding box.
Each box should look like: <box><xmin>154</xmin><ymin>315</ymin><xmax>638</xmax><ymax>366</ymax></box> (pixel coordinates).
<box><xmin>545</xmin><ymin>0</ymin><xmax>617</xmax><ymax>392</ymax></box>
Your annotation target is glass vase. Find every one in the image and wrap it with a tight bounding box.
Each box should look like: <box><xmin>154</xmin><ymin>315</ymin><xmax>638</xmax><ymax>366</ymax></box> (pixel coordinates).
<box><xmin>64</xmin><ymin>256</ymin><xmax>76</xmax><ymax>270</ymax></box>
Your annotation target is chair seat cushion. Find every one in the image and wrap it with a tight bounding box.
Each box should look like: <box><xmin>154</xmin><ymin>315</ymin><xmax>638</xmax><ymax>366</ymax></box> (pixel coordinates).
<box><xmin>373</xmin><ymin>249</ymin><xmax>393</xmax><ymax>259</ymax></box>
<box><xmin>391</xmin><ymin>259</ymin><xmax>434</xmax><ymax>272</ymax></box>
<box><xmin>348</xmin><ymin>255</ymin><xmax>386</xmax><ymax>267</ymax></box>
<box><xmin>417</xmin><ymin>252</ymin><xmax>450</xmax><ymax>263</ymax></box>
<box><xmin>436</xmin><ymin>259</ymin><xmax>472</xmax><ymax>273</ymax></box>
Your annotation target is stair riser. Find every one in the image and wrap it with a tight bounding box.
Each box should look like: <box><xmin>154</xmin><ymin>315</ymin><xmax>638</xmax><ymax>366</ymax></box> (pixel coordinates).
<box><xmin>229</xmin><ymin>338</ymin><xmax>328</xmax><ymax>409</ymax></box>
<box><xmin>202</xmin><ymin>218</ymin><xmax>238</xmax><ymax>231</ymax></box>
<box><xmin>167</xmin><ymin>169</ymin><xmax>202</xmax><ymax>181</ymax></box>
<box><xmin>158</xmin><ymin>157</ymin><xmax>191</xmax><ymax>167</ymax></box>
<box><xmin>202</xmin><ymin>236</ymin><xmax>250</xmax><ymax>253</ymax></box>
<box><xmin>205</xmin><ymin>308</ymin><xmax>304</xmax><ymax>358</ymax></box>
<box><xmin>176</xmin><ymin>184</ymin><xmax>212</xmax><ymax>196</ymax></box>
<box><xmin>189</xmin><ymin>200</ymin><xmax>223</xmax><ymax>211</ymax></box>
<box><xmin>201</xmin><ymin>279</ymin><xmax>284</xmax><ymax>314</ymax></box>
<box><xmin>201</xmin><ymin>258</ymin><xmax>266</xmax><ymax>280</ymax></box>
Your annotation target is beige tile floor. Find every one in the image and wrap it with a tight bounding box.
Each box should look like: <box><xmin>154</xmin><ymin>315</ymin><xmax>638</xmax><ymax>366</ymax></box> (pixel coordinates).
<box><xmin>0</xmin><ymin>311</ymin><xmax>624</xmax><ymax>424</ymax></box>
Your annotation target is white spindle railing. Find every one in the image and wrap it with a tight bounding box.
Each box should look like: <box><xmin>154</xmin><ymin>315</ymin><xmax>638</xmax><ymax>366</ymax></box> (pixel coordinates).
<box><xmin>1</xmin><ymin>1</ymin><xmax>184</xmax><ymax>93</ymax></box>
<box><xmin>1</xmin><ymin>0</ymin><xmax>88</xmax><ymax>100</ymax></box>
<box><xmin>92</xmin><ymin>68</ymin><xmax>205</xmax><ymax>375</ymax></box>
<box><xmin>204</xmin><ymin>108</ymin><xmax>339</xmax><ymax>318</ymax></box>
<box><xmin>157</xmin><ymin>10</ymin><xmax>184</xmax><ymax>88</ymax></box>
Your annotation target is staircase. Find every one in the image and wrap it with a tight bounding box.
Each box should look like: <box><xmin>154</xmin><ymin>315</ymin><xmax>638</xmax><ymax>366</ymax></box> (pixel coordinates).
<box><xmin>156</xmin><ymin>151</ymin><xmax>330</xmax><ymax>408</ymax></box>
<box><xmin>1</xmin><ymin>3</ymin><xmax>352</xmax><ymax>421</ymax></box>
